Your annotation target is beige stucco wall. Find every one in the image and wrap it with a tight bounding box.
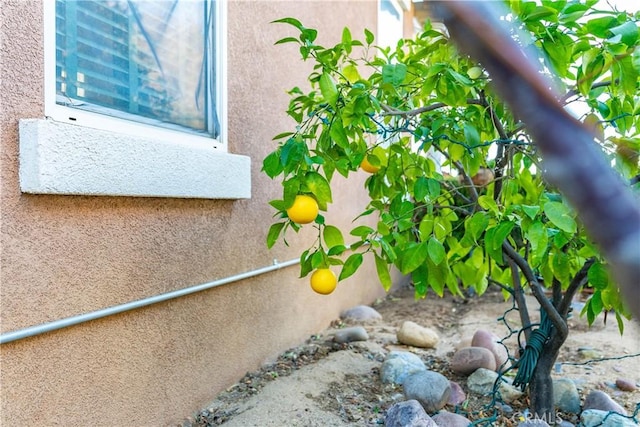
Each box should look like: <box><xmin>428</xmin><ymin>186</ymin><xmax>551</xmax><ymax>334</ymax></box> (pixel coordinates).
<box><xmin>0</xmin><ymin>1</ymin><xmax>389</xmax><ymax>425</ymax></box>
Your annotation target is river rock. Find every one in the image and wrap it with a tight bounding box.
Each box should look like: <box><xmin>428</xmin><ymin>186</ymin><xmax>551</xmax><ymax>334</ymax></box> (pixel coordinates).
<box><xmin>467</xmin><ymin>368</ymin><xmax>523</xmax><ymax>403</ymax></box>
<box><xmin>340</xmin><ymin>305</ymin><xmax>382</xmax><ymax>322</ymax></box>
<box><xmin>432</xmin><ymin>410</ymin><xmax>471</xmax><ymax>426</ymax></box>
<box><xmin>583</xmin><ymin>390</ymin><xmax>627</xmax><ymax>415</ymax></box>
<box><xmin>397</xmin><ymin>321</ymin><xmax>440</xmax><ymax>348</ymax></box>
<box><xmin>385</xmin><ymin>400</ymin><xmax>437</xmax><ymax>427</ymax></box>
<box><xmin>448</xmin><ymin>380</ymin><xmax>466</xmax><ymax>406</ymax></box>
<box><xmin>403</xmin><ymin>370</ymin><xmax>451</xmax><ymax>413</ymax></box>
<box><xmin>451</xmin><ymin>347</ymin><xmax>496</xmax><ymax>375</ymax></box>
<box><xmin>380</xmin><ymin>351</ymin><xmax>427</xmax><ymax>385</ymax></box>
<box><xmin>615</xmin><ymin>378</ymin><xmax>637</xmax><ymax>392</ymax></box>
<box><xmin>471</xmin><ymin>329</ymin><xmax>509</xmax><ymax>371</ymax></box>
<box><xmin>581</xmin><ymin>409</ymin><xmax>637</xmax><ymax>427</ymax></box>
<box><xmin>332</xmin><ymin>326</ymin><xmax>369</xmax><ymax>343</ymax></box>
<box><xmin>553</xmin><ymin>378</ymin><xmax>581</xmax><ymax>414</ymax></box>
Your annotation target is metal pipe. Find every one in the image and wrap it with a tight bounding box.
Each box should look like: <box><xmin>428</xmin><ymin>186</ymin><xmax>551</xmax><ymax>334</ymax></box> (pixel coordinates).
<box><xmin>0</xmin><ymin>258</ymin><xmax>300</xmax><ymax>345</ymax></box>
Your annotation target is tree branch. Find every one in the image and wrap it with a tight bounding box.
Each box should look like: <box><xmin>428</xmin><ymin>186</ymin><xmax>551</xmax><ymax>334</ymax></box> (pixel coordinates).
<box><xmin>506</xmin><ymin>256</ymin><xmax>532</xmax><ymax>341</ymax></box>
<box><xmin>502</xmin><ymin>241</ymin><xmax>569</xmax><ymax>339</ymax></box>
<box><xmin>558</xmin><ymin>258</ymin><xmax>596</xmax><ymax>316</ymax></box>
<box><xmin>380</xmin><ymin>102</ymin><xmax>448</xmax><ymax>117</ymax></box>
<box><xmin>561</xmin><ymin>81</ymin><xmax>613</xmax><ymax>103</ymax></box>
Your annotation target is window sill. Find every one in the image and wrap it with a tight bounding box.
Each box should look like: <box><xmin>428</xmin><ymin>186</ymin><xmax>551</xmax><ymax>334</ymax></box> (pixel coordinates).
<box><xmin>19</xmin><ymin>119</ymin><xmax>251</xmax><ymax>199</ymax></box>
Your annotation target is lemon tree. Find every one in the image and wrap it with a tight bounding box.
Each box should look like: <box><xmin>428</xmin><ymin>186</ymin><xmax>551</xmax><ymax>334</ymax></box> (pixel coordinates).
<box><xmin>263</xmin><ymin>2</ymin><xmax>639</xmax><ymax>420</ymax></box>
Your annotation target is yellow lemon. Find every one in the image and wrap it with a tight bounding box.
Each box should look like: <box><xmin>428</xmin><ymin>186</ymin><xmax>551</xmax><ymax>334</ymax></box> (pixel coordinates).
<box><xmin>286</xmin><ymin>195</ymin><xmax>319</xmax><ymax>224</ymax></box>
<box><xmin>360</xmin><ymin>157</ymin><xmax>380</xmax><ymax>173</ymax></box>
<box><xmin>310</xmin><ymin>268</ymin><xmax>337</xmax><ymax>295</ymax></box>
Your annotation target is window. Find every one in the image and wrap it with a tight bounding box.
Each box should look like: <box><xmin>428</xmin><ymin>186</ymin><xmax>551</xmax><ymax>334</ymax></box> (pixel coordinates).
<box><xmin>53</xmin><ymin>0</ymin><xmax>219</xmax><ymax>139</ymax></box>
<box><xmin>20</xmin><ymin>0</ymin><xmax>251</xmax><ymax>199</ymax></box>
<box><xmin>378</xmin><ymin>0</ymin><xmax>404</xmax><ymax>49</ymax></box>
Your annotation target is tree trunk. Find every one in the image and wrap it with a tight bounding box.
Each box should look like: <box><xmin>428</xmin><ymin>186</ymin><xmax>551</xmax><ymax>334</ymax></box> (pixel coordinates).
<box><xmin>529</xmin><ymin>327</ymin><xmax>565</xmax><ymax>423</ymax></box>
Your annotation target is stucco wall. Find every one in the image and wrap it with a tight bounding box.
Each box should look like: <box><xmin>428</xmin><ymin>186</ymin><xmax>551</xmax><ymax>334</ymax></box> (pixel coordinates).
<box><xmin>0</xmin><ymin>1</ymin><xmax>387</xmax><ymax>425</ymax></box>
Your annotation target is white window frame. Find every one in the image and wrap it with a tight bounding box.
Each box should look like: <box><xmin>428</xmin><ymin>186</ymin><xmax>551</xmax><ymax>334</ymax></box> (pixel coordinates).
<box><xmin>378</xmin><ymin>0</ymin><xmax>405</xmax><ymax>49</ymax></box>
<box><xmin>20</xmin><ymin>0</ymin><xmax>251</xmax><ymax>199</ymax></box>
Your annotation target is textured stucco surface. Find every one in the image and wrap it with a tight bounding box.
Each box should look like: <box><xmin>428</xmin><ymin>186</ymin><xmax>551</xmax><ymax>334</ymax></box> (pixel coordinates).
<box><xmin>1</xmin><ymin>1</ymin><xmax>385</xmax><ymax>425</ymax></box>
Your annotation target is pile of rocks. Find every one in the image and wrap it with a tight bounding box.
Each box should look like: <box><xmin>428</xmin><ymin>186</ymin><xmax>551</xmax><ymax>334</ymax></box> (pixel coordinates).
<box><xmin>338</xmin><ymin>305</ymin><xmax>638</xmax><ymax>427</ymax></box>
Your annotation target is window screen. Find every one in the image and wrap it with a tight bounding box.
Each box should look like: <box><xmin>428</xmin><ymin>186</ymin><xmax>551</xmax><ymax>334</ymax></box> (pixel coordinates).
<box><xmin>55</xmin><ymin>0</ymin><xmax>219</xmax><ymax>138</ymax></box>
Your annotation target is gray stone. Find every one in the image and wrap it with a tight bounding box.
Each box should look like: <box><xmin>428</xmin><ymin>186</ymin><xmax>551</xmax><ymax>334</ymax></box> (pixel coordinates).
<box><xmin>471</xmin><ymin>329</ymin><xmax>509</xmax><ymax>371</ymax></box>
<box><xmin>403</xmin><ymin>370</ymin><xmax>451</xmax><ymax>413</ymax></box>
<box><xmin>467</xmin><ymin>368</ymin><xmax>523</xmax><ymax>403</ymax></box>
<box><xmin>583</xmin><ymin>390</ymin><xmax>627</xmax><ymax>416</ymax></box>
<box><xmin>581</xmin><ymin>409</ymin><xmax>637</xmax><ymax>427</ymax></box>
<box><xmin>467</xmin><ymin>367</ymin><xmax>499</xmax><ymax>395</ymax></box>
<box><xmin>332</xmin><ymin>326</ymin><xmax>369</xmax><ymax>343</ymax></box>
<box><xmin>340</xmin><ymin>305</ymin><xmax>382</xmax><ymax>322</ymax></box>
<box><xmin>432</xmin><ymin>410</ymin><xmax>471</xmax><ymax>426</ymax></box>
<box><xmin>385</xmin><ymin>400</ymin><xmax>437</xmax><ymax>427</ymax></box>
<box><xmin>397</xmin><ymin>321</ymin><xmax>440</xmax><ymax>348</ymax></box>
<box><xmin>380</xmin><ymin>351</ymin><xmax>427</xmax><ymax>385</ymax></box>
<box><xmin>553</xmin><ymin>378</ymin><xmax>581</xmax><ymax>414</ymax></box>
<box><xmin>451</xmin><ymin>347</ymin><xmax>496</xmax><ymax>375</ymax></box>
<box><xmin>448</xmin><ymin>380</ymin><xmax>466</xmax><ymax>406</ymax></box>
<box><xmin>615</xmin><ymin>378</ymin><xmax>637</xmax><ymax>392</ymax></box>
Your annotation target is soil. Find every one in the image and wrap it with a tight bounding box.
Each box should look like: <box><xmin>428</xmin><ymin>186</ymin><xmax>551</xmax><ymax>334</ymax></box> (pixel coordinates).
<box><xmin>184</xmin><ymin>286</ymin><xmax>640</xmax><ymax>426</ymax></box>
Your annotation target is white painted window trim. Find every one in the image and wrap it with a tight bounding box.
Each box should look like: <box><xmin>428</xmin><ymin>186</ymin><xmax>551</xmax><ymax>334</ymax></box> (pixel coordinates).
<box><xmin>20</xmin><ymin>0</ymin><xmax>251</xmax><ymax>199</ymax></box>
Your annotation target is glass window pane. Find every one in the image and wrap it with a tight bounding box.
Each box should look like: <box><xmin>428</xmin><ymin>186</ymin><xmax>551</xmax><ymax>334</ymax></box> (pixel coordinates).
<box><xmin>55</xmin><ymin>0</ymin><xmax>218</xmax><ymax>137</ymax></box>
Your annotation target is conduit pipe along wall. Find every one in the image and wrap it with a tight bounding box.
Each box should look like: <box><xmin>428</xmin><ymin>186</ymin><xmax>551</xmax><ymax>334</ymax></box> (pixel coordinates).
<box><xmin>0</xmin><ymin>258</ymin><xmax>300</xmax><ymax>345</ymax></box>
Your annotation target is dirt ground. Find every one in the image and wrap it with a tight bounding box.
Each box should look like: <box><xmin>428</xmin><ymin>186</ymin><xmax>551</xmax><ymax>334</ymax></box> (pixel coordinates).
<box><xmin>185</xmin><ymin>285</ymin><xmax>640</xmax><ymax>426</ymax></box>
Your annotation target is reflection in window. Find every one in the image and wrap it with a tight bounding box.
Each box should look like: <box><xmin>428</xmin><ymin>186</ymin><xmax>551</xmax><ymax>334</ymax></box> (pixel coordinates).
<box><xmin>55</xmin><ymin>0</ymin><xmax>219</xmax><ymax>137</ymax></box>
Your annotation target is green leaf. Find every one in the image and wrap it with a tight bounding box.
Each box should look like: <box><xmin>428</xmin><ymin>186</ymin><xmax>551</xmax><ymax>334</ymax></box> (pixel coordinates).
<box><xmin>609</xmin><ymin>21</ymin><xmax>639</xmax><ymax>46</ymax></box>
<box><xmin>466</xmin><ymin>212</ymin><xmax>489</xmax><ymax>241</ymax></box>
<box><xmin>522</xmin><ymin>5</ymin><xmax>557</xmax><ymax>23</ymax></box>
<box><xmin>587</xmin><ymin>262</ymin><xmax>609</xmax><ymax>290</ymax></box>
<box><xmin>427</xmin><ymin>178</ymin><xmax>441</xmax><ymax>199</ymax></box>
<box><xmin>400</xmin><ymin>242</ymin><xmax>429</xmax><ymax>275</ymax></box>
<box><xmin>350</xmin><ymin>225</ymin><xmax>374</xmax><ymax>237</ymax></box>
<box><xmin>382</xmin><ymin>63</ymin><xmax>407</xmax><ymax>86</ymax></box>
<box><xmin>343</xmin><ymin>64</ymin><xmax>361</xmax><ymax>83</ymax></box>
<box><xmin>485</xmin><ymin>221</ymin><xmax>514</xmax><ymax>263</ymax></box>
<box><xmin>262</xmin><ymin>151</ymin><xmax>284</xmax><ymax>178</ymax></box>
<box><xmin>364</xmin><ymin>28</ymin><xmax>375</xmax><ymax>45</ymax></box>
<box><xmin>328</xmin><ymin>245</ymin><xmax>347</xmax><ymax>256</ymax></box>
<box><xmin>632</xmin><ymin>47</ymin><xmax>640</xmax><ymax>73</ymax></box>
<box><xmin>521</xmin><ymin>205</ymin><xmax>540</xmax><ymax>220</ymax></box>
<box><xmin>615</xmin><ymin>311</ymin><xmax>625</xmax><ymax>335</ymax></box>
<box><xmin>478</xmin><ymin>195</ymin><xmax>499</xmax><ymax>216</ymax></box>
<box><xmin>526</xmin><ymin>220</ymin><xmax>548</xmax><ymax>265</ymax></box>
<box><xmin>274</xmin><ymin>36</ymin><xmax>299</xmax><ymax>45</ymax></box>
<box><xmin>544</xmin><ymin>201</ymin><xmax>577</xmax><ymax>233</ymax></box>
<box><xmin>329</xmin><ymin>117</ymin><xmax>349</xmax><ymax>148</ymax></box>
<box><xmin>414</xmin><ymin>177</ymin><xmax>429</xmax><ymax>202</ymax></box>
<box><xmin>266</xmin><ymin>222</ymin><xmax>285</xmax><ymax>249</ymax></box>
<box><xmin>323</xmin><ymin>225</ymin><xmax>344</xmax><ymax>248</ymax></box>
<box><xmin>375</xmin><ymin>253</ymin><xmax>393</xmax><ymax>291</ymax></box>
<box><xmin>427</xmin><ymin>237</ymin><xmax>446</xmax><ymax>265</ymax></box>
<box><xmin>341</xmin><ymin>27</ymin><xmax>352</xmax><ymax>53</ymax></box>
<box><xmin>585</xmin><ymin>16</ymin><xmax>619</xmax><ymax>38</ymax></box>
<box><xmin>271</xmin><ymin>17</ymin><xmax>304</xmax><ymax>30</ymax></box>
<box><xmin>463</xmin><ymin>123</ymin><xmax>481</xmax><ymax>147</ymax></box>
<box><xmin>339</xmin><ymin>253</ymin><xmax>363</xmax><ymax>281</ymax></box>
<box><xmin>306</xmin><ymin>171</ymin><xmax>333</xmax><ymax>207</ymax></box>
<box><xmin>319</xmin><ymin>72</ymin><xmax>339</xmax><ymax>106</ymax></box>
